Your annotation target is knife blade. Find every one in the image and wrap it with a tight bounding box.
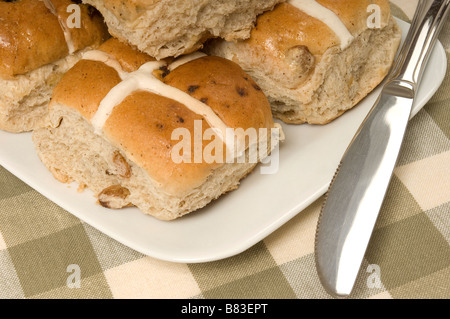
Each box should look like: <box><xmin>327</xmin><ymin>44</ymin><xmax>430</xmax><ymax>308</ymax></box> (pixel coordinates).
<box><xmin>315</xmin><ymin>0</ymin><xmax>450</xmax><ymax>298</ymax></box>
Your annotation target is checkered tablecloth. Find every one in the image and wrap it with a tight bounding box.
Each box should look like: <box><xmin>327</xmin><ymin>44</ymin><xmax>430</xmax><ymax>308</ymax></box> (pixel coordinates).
<box><xmin>0</xmin><ymin>1</ymin><xmax>449</xmax><ymax>299</ymax></box>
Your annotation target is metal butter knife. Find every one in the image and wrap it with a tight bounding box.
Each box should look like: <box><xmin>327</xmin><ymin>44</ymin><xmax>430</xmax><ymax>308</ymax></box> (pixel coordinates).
<box><xmin>315</xmin><ymin>0</ymin><xmax>450</xmax><ymax>298</ymax></box>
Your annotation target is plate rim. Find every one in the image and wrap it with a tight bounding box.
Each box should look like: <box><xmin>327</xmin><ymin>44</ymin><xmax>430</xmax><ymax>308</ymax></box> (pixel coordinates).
<box><xmin>0</xmin><ymin>18</ymin><xmax>447</xmax><ymax>263</ymax></box>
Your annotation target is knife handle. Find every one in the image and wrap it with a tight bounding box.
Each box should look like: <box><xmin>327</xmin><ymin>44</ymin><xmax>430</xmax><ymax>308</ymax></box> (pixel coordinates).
<box><xmin>391</xmin><ymin>0</ymin><xmax>450</xmax><ymax>86</ymax></box>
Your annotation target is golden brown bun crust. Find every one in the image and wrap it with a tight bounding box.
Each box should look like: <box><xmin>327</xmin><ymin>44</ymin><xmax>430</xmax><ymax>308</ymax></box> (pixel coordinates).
<box><xmin>0</xmin><ymin>0</ymin><xmax>109</xmax><ymax>79</ymax></box>
<box><xmin>104</xmin><ymin>91</ymin><xmax>218</xmax><ymax>194</ymax></box>
<box><xmin>50</xmin><ymin>39</ymin><xmax>274</xmax><ymax>195</ymax></box>
<box><xmin>51</xmin><ymin>38</ymin><xmax>155</xmax><ymax>120</ymax></box>
<box><xmin>97</xmin><ymin>38</ymin><xmax>156</xmax><ymax>73</ymax></box>
<box><xmin>51</xmin><ymin>59</ymin><xmax>122</xmax><ymax>120</ymax></box>
<box><xmin>163</xmin><ymin>56</ymin><xmax>274</xmax><ymax>132</ymax></box>
<box><xmin>316</xmin><ymin>0</ymin><xmax>390</xmax><ymax>36</ymax></box>
<box><xmin>248</xmin><ymin>0</ymin><xmax>391</xmax><ymax>57</ymax></box>
<box><xmin>0</xmin><ymin>0</ymin><xmax>66</xmax><ymax>79</ymax></box>
<box><xmin>206</xmin><ymin>0</ymin><xmax>399</xmax><ymax>125</ymax></box>
<box><xmin>51</xmin><ymin>0</ymin><xmax>110</xmax><ymax>54</ymax></box>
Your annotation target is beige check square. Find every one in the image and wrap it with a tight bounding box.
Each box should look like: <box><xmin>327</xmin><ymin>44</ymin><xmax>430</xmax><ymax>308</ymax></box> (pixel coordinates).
<box><xmin>0</xmin><ymin>250</ymin><xmax>25</xmax><ymax>299</ymax></box>
<box><xmin>104</xmin><ymin>256</ymin><xmax>201</xmax><ymax>299</ymax></box>
<box><xmin>395</xmin><ymin>151</ymin><xmax>450</xmax><ymax>211</ymax></box>
<box><xmin>264</xmin><ymin>198</ymin><xmax>322</xmax><ymax>265</ymax></box>
<box><xmin>369</xmin><ymin>291</ymin><xmax>393</xmax><ymax>299</ymax></box>
<box><xmin>390</xmin><ymin>0</ymin><xmax>418</xmax><ymax>19</ymax></box>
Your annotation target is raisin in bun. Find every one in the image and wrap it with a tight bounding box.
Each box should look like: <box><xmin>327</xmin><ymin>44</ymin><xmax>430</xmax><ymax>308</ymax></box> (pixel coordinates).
<box><xmin>0</xmin><ymin>0</ymin><xmax>109</xmax><ymax>132</ymax></box>
<box><xmin>32</xmin><ymin>38</ymin><xmax>279</xmax><ymax>221</ymax></box>
<box><xmin>81</xmin><ymin>0</ymin><xmax>285</xmax><ymax>60</ymax></box>
<box><xmin>206</xmin><ymin>0</ymin><xmax>402</xmax><ymax>124</ymax></box>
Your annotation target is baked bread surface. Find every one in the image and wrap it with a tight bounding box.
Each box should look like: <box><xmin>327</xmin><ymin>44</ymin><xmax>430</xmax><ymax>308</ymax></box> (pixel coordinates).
<box><xmin>0</xmin><ymin>0</ymin><xmax>108</xmax><ymax>79</ymax></box>
<box><xmin>82</xmin><ymin>0</ymin><xmax>285</xmax><ymax>59</ymax></box>
<box><xmin>206</xmin><ymin>0</ymin><xmax>402</xmax><ymax>124</ymax></box>
<box><xmin>33</xmin><ymin>38</ymin><xmax>275</xmax><ymax>220</ymax></box>
<box><xmin>0</xmin><ymin>0</ymin><xmax>109</xmax><ymax>132</ymax></box>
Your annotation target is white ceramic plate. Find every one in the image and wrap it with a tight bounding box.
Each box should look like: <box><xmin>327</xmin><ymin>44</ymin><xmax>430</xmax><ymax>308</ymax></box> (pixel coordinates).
<box><xmin>0</xmin><ymin>19</ymin><xmax>447</xmax><ymax>263</ymax></box>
